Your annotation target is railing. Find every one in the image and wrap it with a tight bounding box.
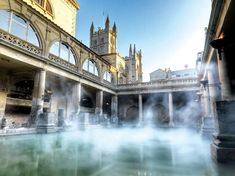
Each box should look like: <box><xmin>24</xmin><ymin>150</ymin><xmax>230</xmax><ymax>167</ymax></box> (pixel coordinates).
<box><xmin>48</xmin><ymin>54</ymin><xmax>78</xmax><ymax>72</ymax></box>
<box><xmin>0</xmin><ymin>29</ymin><xmax>42</xmax><ymax>55</ymax></box>
<box><xmin>117</xmin><ymin>77</ymin><xmax>199</xmax><ymax>90</ymax></box>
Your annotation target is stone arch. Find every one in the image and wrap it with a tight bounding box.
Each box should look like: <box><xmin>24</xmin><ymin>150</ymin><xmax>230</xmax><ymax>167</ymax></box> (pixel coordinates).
<box><xmin>82</xmin><ymin>58</ymin><xmax>100</xmax><ymax>76</ymax></box>
<box><xmin>102</xmin><ymin>66</ymin><xmax>114</xmax><ymax>83</ymax></box>
<box><xmin>0</xmin><ymin>9</ymin><xmax>43</xmax><ymax>49</ymax></box>
<box><xmin>48</xmin><ymin>40</ymin><xmax>77</xmax><ymax>65</ymax></box>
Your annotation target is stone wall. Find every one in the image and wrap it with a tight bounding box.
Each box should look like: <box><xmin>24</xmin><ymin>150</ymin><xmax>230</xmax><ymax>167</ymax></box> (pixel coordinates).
<box><xmin>0</xmin><ymin>91</ymin><xmax>7</xmax><ymax>119</ymax></box>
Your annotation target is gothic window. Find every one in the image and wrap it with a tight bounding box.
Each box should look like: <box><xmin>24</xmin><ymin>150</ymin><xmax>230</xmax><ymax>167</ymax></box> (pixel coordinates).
<box><xmin>0</xmin><ymin>10</ymin><xmax>40</xmax><ymax>47</ymax></box>
<box><xmin>94</xmin><ymin>40</ymin><xmax>97</xmax><ymax>45</ymax></box>
<box><xmin>49</xmin><ymin>41</ymin><xmax>76</xmax><ymax>64</ymax></box>
<box><xmin>34</xmin><ymin>0</ymin><xmax>53</xmax><ymax>15</ymax></box>
<box><xmin>82</xmin><ymin>59</ymin><xmax>98</xmax><ymax>76</ymax></box>
<box><xmin>103</xmin><ymin>71</ymin><xmax>112</xmax><ymax>82</ymax></box>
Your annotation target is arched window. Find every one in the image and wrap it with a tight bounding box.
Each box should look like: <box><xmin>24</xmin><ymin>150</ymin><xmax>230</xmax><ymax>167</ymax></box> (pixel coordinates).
<box><xmin>34</xmin><ymin>0</ymin><xmax>53</xmax><ymax>14</ymax></box>
<box><xmin>103</xmin><ymin>71</ymin><xmax>112</xmax><ymax>82</ymax></box>
<box><xmin>49</xmin><ymin>41</ymin><xmax>76</xmax><ymax>64</ymax></box>
<box><xmin>82</xmin><ymin>59</ymin><xmax>98</xmax><ymax>76</ymax></box>
<box><xmin>0</xmin><ymin>10</ymin><xmax>40</xmax><ymax>47</ymax></box>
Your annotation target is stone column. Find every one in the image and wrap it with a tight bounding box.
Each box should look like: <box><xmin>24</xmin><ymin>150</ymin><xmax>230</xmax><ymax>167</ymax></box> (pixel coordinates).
<box><xmin>111</xmin><ymin>95</ymin><xmax>118</xmax><ymax>118</ymax></box>
<box><xmin>168</xmin><ymin>92</ymin><xmax>174</xmax><ymax>126</ymax></box>
<box><xmin>200</xmin><ymin>79</ymin><xmax>214</xmax><ymax>139</ymax></box>
<box><xmin>138</xmin><ymin>94</ymin><xmax>143</xmax><ymax>123</ymax></box>
<box><xmin>72</xmin><ymin>82</ymin><xmax>81</xmax><ymax>115</ymax></box>
<box><xmin>30</xmin><ymin>69</ymin><xmax>46</xmax><ymax>125</ymax></box>
<box><xmin>203</xmin><ymin>84</ymin><xmax>210</xmax><ymax>117</ymax></box>
<box><xmin>207</xmin><ymin>62</ymin><xmax>221</xmax><ymax>117</ymax></box>
<box><xmin>0</xmin><ymin>91</ymin><xmax>7</xmax><ymax>119</ymax></box>
<box><xmin>0</xmin><ymin>76</ymin><xmax>9</xmax><ymax>119</ymax></box>
<box><xmin>95</xmin><ymin>90</ymin><xmax>103</xmax><ymax>116</ymax></box>
<box><xmin>217</xmin><ymin>49</ymin><xmax>232</xmax><ymax>100</ymax></box>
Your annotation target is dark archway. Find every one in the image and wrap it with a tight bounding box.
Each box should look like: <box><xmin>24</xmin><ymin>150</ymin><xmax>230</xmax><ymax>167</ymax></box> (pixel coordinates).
<box><xmin>151</xmin><ymin>104</ymin><xmax>169</xmax><ymax>125</ymax></box>
<box><xmin>9</xmin><ymin>80</ymin><xmax>34</xmax><ymax>100</ymax></box>
<box><xmin>126</xmin><ymin>105</ymin><xmax>139</xmax><ymax>123</ymax></box>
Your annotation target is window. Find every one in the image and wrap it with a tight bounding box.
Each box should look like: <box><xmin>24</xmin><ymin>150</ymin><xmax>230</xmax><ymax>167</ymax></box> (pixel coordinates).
<box><xmin>49</xmin><ymin>41</ymin><xmax>76</xmax><ymax>64</ymax></box>
<box><xmin>103</xmin><ymin>71</ymin><xmax>112</xmax><ymax>82</ymax></box>
<box><xmin>34</xmin><ymin>0</ymin><xmax>52</xmax><ymax>14</ymax></box>
<box><xmin>82</xmin><ymin>59</ymin><xmax>98</xmax><ymax>76</ymax></box>
<box><xmin>35</xmin><ymin>0</ymin><xmax>44</xmax><ymax>6</ymax></box>
<box><xmin>0</xmin><ymin>10</ymin><xmax>40</xmax><ymax>47</ymax></box>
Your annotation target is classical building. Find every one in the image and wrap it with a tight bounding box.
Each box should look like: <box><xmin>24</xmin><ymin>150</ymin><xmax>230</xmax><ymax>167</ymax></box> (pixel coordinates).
<box><xmin>0</xmin><ymin>0</ymin><xmax>199</xmax><ymax>133</ymax></box>
<box><xmin>198</xmin><ymin>0</ymin><xmax>235</xmax><ymax>162</ymax></box>
<box><xmin>150</xmin><ymin>68</ymin><xmax>197</xmax><ymax>81</ymax></box>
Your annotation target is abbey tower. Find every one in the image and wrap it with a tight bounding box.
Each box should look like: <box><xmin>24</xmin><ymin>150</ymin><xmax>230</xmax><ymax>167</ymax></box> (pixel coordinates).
<box><xmin>90</xmin><ymin>17</ymin><xmax>143</xmax><ymax>84</ymax></box>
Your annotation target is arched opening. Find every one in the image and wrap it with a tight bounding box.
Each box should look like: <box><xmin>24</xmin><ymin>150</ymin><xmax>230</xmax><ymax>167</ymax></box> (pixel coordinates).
<box><xmin>82</xmin><ymin>59</ymin><xmax>99</xmax><ymax>76</ymax></box>
<box><xmin>0</xmin><ymin>10</ymin><xmax>41</xmax><ymax>47</ymax></box>
<box><xmin>103</xmin><ymin>71</ymin><xmax>112</xmax><ymax>82</ymax></box>
<box><xmin>126</xmin><ymin>105</ymin><xmax>139</xmax><ymax>123</ymax></box>
<box><xmin>49</xmin><ymin>41</ymin><xmax>76</xmax><ymax>64</ymax></box>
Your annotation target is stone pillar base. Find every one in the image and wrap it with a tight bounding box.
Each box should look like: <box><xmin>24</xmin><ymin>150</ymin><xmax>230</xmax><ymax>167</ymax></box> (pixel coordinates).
<box><xmin>37</xmin><ymin>112</ymin><xmax>55</xmax><ymax>133</ymax></box>
<box><xmin>200</xmin><ymin>116</ymin><xmax>214</xmax><ymax>139</ymax></box>
<box><xmin>211</xmin><ymin>134</ymin><xmax>235</xmax><ymax>163</ymax></box>
<box><xmin>211</xmin><ymin>100</ymin><xmax>235</xmax><ymax>163</ymax></box>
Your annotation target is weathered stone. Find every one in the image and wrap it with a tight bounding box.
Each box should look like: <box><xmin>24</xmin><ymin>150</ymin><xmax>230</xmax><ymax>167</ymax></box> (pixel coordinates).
<box><xmin>211</xmin><ymin>100</ymin><xmax>235</xmax><ymax>163</ymax></box>
<box><xmin>36</xmin><ymin>112</ymin><xmax>55</xmax><ymax>133</ymax></box>
<box><xmin>200</xmin><ymin>116</ymin><xmax>214</xmax><ymax>139</ymax></box>
<box><xmin>58</xmin><ymin>109</ymin><xmax>64</xmax><ymax>127</ymax></box>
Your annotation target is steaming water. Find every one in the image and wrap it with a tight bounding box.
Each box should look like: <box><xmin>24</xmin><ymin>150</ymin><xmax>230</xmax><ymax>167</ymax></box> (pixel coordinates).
<box><xmin>0</xmin><ymin>127</ymin><xmax>234</xmax><ymax>176</ymax></box>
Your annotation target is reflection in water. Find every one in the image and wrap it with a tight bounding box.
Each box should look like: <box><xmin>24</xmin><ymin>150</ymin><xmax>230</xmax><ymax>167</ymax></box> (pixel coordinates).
<box><xmin>0</xmin><ymin>128</ymin><xmax>234</xmax><ymax>176</ymax></box>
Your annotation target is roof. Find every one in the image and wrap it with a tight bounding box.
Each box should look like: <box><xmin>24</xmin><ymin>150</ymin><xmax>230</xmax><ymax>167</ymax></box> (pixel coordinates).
<box><xmin>67</xmin><ymin>0</ymin><xmax>80</xmax><ymax>10</ymax></box>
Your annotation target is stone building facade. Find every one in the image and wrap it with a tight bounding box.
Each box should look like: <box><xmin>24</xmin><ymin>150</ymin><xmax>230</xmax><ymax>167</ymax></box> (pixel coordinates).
<box><xmin>0</xmin><ymin>0</ymin><xmax>200</xmax><ymax>133</ymax></box>
<box><xmin>150</xmin><ymin>68</ymin><xmax>197</xmax><ymax>81</ymax></box>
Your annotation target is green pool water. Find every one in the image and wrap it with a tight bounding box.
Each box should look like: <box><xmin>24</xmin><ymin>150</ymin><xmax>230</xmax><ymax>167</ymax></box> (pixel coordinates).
<box><xmin>0</xmin><ymin>128</ymin><xmax>234</xmax><ymax>176</ymax></box>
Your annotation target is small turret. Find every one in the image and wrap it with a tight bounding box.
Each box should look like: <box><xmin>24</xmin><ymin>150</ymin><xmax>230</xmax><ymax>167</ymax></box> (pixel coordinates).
<box><xmin>133</xmin><ymin>44</ymin><xmax>136</xmax><ymax>55</ymax></box>
<box><xmin>129</xmin><ymin>44</ymin><xmax>132</xmax><ymax>56</ymax></box>
<box><xmin>105</xmin><ymin>16</ymin><xmax>110</xmax><ymax>31</ymax></box>
<box><xmin>112</xmin><ymin>22</ymin><xmax>117</xmax><ymax>34</ymax></box>
<box><xmin>90</xmin><ymin>22</ymin><xmax>94</xmax><ymax>34</ymax></box>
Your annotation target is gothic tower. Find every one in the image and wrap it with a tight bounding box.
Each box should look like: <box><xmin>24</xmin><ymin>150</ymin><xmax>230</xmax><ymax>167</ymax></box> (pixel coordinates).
<box><xmin>90</xmin><ymin>16</ymin><xmax>117</xmax><ymax>55</ymax></box>
<box><xmin>126</xmin><ymin>44</ymin><xmax>143</xmax><ymax>83</ymax></box>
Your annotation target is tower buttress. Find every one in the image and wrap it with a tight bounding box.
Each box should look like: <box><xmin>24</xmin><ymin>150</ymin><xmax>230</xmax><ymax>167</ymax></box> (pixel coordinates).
<box><xmin>133</xmin><ymin>44</ymin><xmax>136</xmax><ymax>55</ymax></box>
<box><xmin>112</xmin><ymin>22</ymin><xmax>117</xmax><ymax>34</ymax></box>
<box><xmin>105</xmin><ymin>16</ymin><xmax>110</xmax><ymax>31</ymax></box>
<box><xmin>129</xmin><ymin>44</ymin><xmax>132</xmax><ymax>56</ymax></box>
<box><xmin>90</xmin><ymin>22</ymin><xmax>94</xmax><ymax>34</ymax></box>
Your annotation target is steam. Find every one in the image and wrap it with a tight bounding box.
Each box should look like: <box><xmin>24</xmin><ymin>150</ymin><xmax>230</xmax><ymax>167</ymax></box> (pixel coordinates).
<box><xmin>0</xmin><ymin>128</ymin><xmax>233</xmax><ymax>175</ymax></box>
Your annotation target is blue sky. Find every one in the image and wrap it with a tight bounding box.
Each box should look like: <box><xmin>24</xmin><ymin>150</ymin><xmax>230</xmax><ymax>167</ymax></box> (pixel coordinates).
<box><xmin>75</xmin><ymin>0</ymin><xmax>211</xmax><ymax>81</ymax></box>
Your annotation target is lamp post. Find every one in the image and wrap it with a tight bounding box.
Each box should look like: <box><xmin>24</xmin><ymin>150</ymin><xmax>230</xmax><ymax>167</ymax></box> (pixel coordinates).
<box><xmin>210</xmin><ymin>32</ymin><xmax>231</xmax><ymax>100</ymax></box>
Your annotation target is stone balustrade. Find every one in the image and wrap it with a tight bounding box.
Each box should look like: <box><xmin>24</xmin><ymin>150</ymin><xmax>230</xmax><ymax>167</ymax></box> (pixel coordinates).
<box><xmin>48</xmin><ymin>54</ymin><xmax>78</xmax><ymax>72</ymax></box>
<box><xmin>0</xmin><ymin>29</ymin><xmax>42</xmax><ymax>55</ymax></box>
<box><xmin>117</xmin><ymin>77</ymin><xmax>199</xmax><ymax>90</ymax></box>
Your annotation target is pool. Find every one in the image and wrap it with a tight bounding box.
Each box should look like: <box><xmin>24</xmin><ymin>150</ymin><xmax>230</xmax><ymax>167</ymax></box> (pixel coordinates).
<box><xmin>0</xmin><ymin>127</ymin><xmax>234</xmax><ymax>176</ymax></box>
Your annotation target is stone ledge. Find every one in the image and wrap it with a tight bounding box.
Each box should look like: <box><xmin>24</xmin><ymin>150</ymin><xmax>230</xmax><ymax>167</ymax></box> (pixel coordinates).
<box><xmin>211</xmin><ymin>143</ymin><xmax>235</xmax><ymax>163</ymax></box>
